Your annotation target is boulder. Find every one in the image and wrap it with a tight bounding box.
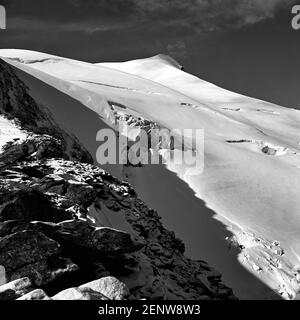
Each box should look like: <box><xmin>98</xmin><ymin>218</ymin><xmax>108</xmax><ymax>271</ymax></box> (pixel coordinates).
<box><xmin>0</xmin><ymin>277</ymin><xmax>33</xmax><ymax>300</ymax></box>
<box><xmin>52</xmin><ymin>287</ymin><xmax>109</xmax><ymax>300</ymax></box>
<box><xmin>0</xmin><ymin>230</ymin><xmax>60</xmax><ymax>270</ymax></box>
<box><xmin>0</xmin><ymin>230</ymin><xmax>78</xmax><ymax>286</ymax></box>
<box><xmin>64</xmin><ymin>183</ymin><xmax>97</xmax><ymax>207</ymax></box>
<box><xmin>10</xmin><ymin>257</ymin><xmax>79</xmax><ymax>287</ymax></box>
<box><xmin>80</xmin><ymin>276</ymin><xmax>129</xmax><ymax>300</ymax></box>
<box><xmin>91</xmin><ymin>227</ymin><xmax>144</xmax><ymax>255</ymax></box>
<box><xmin>17</xmin><ymin>289</ymin><xmax>51</xmax><ymax>300</ymax></box>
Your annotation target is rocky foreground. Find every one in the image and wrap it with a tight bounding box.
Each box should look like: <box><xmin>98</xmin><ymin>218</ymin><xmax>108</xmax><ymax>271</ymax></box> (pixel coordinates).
<box><xmin>0</xmin><ymin>59</ymin><xmax>236</xmax><ymax>300</ymax></box>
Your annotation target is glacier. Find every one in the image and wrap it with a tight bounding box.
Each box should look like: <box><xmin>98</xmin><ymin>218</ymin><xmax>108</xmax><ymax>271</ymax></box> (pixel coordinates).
<box><xmin>1</xmin><ymin>49</ymin><xmax>300</xmax><ymax>299</ymax></box>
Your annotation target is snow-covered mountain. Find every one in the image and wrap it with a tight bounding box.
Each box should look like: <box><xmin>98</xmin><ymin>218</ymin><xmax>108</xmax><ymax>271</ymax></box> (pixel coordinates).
<box><xmin>1</xmin><ymin>49</ymin><xmax>300</xmax><ymax>300</ymax></box>
<box><xmin>0</xmin><ymin>58</ymin><xmax>237</xmax><ymax>301</ymax></box>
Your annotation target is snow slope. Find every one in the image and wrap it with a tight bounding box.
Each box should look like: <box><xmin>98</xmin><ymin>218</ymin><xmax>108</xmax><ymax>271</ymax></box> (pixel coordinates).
<box><xmin>0</xmin><ymin>116</ymin><xmax>27</xmax><ymax>152</ymax></box>
<box><xmin>1</xmin><ymin>49</ymin><xmax>300</xmax><ymax>299</ymax></box>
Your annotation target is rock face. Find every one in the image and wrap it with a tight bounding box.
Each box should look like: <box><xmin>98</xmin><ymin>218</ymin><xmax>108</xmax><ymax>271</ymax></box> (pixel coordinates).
<box><xmin>0</xmin><ymin>230</ymin><xmax>79</xmax><ymax>286</ymax></box>
<box><xmin>0</xmin><ymin>59</ymin><xmax>236</xmax><ymax>300</ymax></box>
<box><xmin>0</xmin><ymin>60</ymin><xmax>93</xmax><ymax>164</ymax></box>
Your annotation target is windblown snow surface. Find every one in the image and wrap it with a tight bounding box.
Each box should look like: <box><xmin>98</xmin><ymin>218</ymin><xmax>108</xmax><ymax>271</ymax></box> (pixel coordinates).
<box><xmin>1</xmin><ymin>50</ymin><xmax>300</xmax><ymax>300</ymax></box>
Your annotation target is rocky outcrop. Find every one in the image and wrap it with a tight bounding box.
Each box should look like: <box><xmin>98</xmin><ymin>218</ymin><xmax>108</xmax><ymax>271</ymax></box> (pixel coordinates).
<box><xmin>0</xmin><ymin>230</ymin><xmax>79</xmax><ymax>287</ymax></box>
<box><xmin>0</xmin><ymin>157</ymin><xmax>236</xmax><ymax>300</ymax></box>
<box><xmin>0</xmin><ymin>59</ymin><xmax>236</xmax><ymax>300</ymax></box>
<box><xmin>0</xmin><ymin>60</ymin><xmax>93</xmax><ymax>164</ymax></box>
<box><xmin>0</xmin><ymin>277</ymin><xmax>33</xmax><ymax>300</ymax></box>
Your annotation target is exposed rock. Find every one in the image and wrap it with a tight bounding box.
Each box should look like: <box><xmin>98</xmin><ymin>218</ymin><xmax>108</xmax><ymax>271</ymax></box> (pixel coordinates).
<box><xmin>0</xmin><ymin>157</ymin><xmax>236</xmax><ymax>300</ymax></box>
<box><xmin>17</xmin><ymin>289</ymin><xmax>51</xmax><ymax>300</ymax></box>
<box><xmin>0</xmin><ymin>158</ymin><xmax>236</xmax><ymax>300</ymax></box>
<box><xmin>0</xmin><ymin>277</ymin><xmax>33</xmax><ymax>300</ymax></box>
<box><xmin>0</xmin><ymin>133</ymin><xmax>65</xmax><ymax>169</ymax></box>
<box><xmin>0</xmin><ymin>265</ymin><xmax>5</xmax><ymax>285</ymax></box>
<box><xmin>262</xmin><ymin>145</ymin><xmax>277</xmax><ymax>156</ymax></box>
<box><xmin>0</xmin><ymin>187</ymin><xmax>72</xmax><ymax>223</ymax></box>
<box><xmin>79</xmin><ymin>276</ymin><xmax>129</xmax><ymax>300</ymax></box>
<box><xmin>52</xmin><ymin>287</ymin><xmax>109</xmax><ymax>300</ymax></box>
<box><xmin>91</xmin><ymin>227</ymin><xmax>144</xmax><ymax>255</ymax></box>
<box><xmin>0</xmin><ymin>230</ymin><xmax>79</xmax><ymax>286</ymax></box>
<box><xmin>49</xmin><ymin>220</ymin><xmax>144</xmax><ymax>256</ymax></box>
<box><xmin>0</xmin><ymin>59</ymin><xmax>92</xmax><ymax>164</ymax></box>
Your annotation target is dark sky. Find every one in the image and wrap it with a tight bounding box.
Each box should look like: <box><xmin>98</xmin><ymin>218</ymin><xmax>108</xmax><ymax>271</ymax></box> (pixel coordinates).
<box><xmin>0</xmin><ymin>0</ymin><xmax>300</xmax><ymax>109</ymax></box>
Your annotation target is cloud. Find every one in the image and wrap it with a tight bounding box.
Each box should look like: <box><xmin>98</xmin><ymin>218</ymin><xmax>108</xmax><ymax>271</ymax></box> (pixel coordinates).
<box><xmin>2</xmin><ymin>0</ymin><xmax>297</xmax><ymax>33</ymax></box>
<box><xmin>132</xmin><ymin>0</ymin><xmax>297</xmax><ymax>31</ymax></box>
<box><xmin>0</xmin><ymin>0</ymin><xmax>297</xmax><ymax>63</ymax></box>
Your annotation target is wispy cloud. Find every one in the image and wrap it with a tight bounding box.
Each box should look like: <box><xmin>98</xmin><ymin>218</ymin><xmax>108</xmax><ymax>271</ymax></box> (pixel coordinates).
<box><xmin>0</xmin><ymin>0</ymin><xmax>297</xmax><ymax>63</ymax></box>
<box><xmin>2</xmin><ymin>0</ymin><xmax>297</xmax><ymax>33</ymax></box>
<box><xmin>132</xmin><ymin>0</ymin><xmax>297</xmax><ymax>31</ymax></box>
